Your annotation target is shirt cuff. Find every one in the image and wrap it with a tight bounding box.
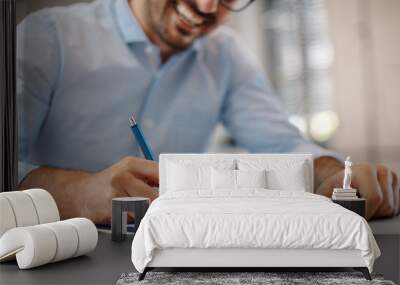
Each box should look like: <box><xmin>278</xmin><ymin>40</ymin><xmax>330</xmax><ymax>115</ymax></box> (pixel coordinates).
<box><xmin>18</xmin><ymin>161</ymin><xmax>39</xmax><ymax>185</ymax></box>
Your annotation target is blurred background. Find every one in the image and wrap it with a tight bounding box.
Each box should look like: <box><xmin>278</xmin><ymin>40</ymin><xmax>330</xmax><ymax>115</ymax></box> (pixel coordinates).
<box><xmin>16</xmin><ymin>0</ymin><xmax>400</xmax><ymax>172</ymax></box>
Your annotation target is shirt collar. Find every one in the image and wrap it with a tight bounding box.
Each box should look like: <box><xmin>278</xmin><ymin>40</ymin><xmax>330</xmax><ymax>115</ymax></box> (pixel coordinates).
<box><xmin>113</xmin><ymin>0</ymin><xmax>148</xmax><ymax>44</ymax></box>
<box><xmin>112</xmin><ymin>0</ymin><xmax>202</xmax><ymax>52</ymax></box>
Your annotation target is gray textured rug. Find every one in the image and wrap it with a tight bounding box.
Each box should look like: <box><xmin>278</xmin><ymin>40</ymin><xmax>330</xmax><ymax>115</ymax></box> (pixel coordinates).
<box><xmin>117</xmin><ymin>272</ymin><xmax>395</xmax><ymax>285</ymax></box>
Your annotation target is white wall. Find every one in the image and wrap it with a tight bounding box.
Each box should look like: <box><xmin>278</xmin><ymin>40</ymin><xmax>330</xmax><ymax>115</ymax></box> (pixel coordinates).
<box><xmin>227</xmin><ymin>0</ymin><xmax>400</xmax><ymax>172</ymax></box>
<box><xmin>325</xmin><ymin>0</ymin><xmax>400</xmax><ymax>172</ymax></box>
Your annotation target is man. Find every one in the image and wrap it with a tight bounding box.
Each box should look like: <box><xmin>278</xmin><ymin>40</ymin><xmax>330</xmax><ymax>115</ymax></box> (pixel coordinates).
<box><xmin>17</xmin><ymin>0</ymin><xmax>399</xmax><ymax>223</ymax></box>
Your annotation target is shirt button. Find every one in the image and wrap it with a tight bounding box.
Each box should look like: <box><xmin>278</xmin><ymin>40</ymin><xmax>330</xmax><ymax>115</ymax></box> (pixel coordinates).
<box><xmin>145</xmin><ymin>46</ymin><xmax>160</xmax><ymax>68</ymax></box>
<box><xmin>149</xmin><ymin>57</ymin><xmax>157</xmax><ymax>67</ymax></box>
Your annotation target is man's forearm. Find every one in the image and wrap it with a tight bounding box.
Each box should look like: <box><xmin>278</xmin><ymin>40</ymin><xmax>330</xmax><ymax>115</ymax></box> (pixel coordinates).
<box><xmin>314</xmin><ymin>156</ymin><xmax>344</xmax><ymax>195</ymax></box>
<box><xmin>18</xmin><ymin>167</ymin><xmax>90</xmax><ymax>219</ymax></box>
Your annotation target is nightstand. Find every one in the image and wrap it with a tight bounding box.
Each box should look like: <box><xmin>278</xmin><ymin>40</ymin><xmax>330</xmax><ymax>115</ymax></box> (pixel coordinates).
<box><xmin>332</xmin><ymin>198</ymin><xmax>366</xmax><ymax>218</ymax></box>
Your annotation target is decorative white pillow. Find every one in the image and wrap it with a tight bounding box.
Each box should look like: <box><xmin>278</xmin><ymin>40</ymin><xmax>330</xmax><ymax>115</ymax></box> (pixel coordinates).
<box><xmin>211</xmin><ymin>169</ymin><xmax>237</xmax><ymax>190</ymax></box>
<box><xmin>167</xmin><ymin>162</ymin><xmax>212</xmax><ymax>191</ymax></box>
<box><xmin>211</xmin><ymin>169</ymin><xmax>268</xmax><ymax>190</ymax></box>
<box><xmin>236</xmin><ymin>169</ymin><xmax>267</xmax><ymax>189</ymax></box>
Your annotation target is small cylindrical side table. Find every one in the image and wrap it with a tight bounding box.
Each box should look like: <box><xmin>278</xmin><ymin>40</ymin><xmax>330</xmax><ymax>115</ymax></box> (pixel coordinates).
<box><xmin>111</xmin><ymin>197</ymin><xmax>149</xmax><ymax>242</ymax></box>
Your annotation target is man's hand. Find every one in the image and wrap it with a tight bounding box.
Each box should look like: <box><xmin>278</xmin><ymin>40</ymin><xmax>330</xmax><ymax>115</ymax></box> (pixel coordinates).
<box><xmin>315</xmin><ymin>157</ymin><xmax>400</xmax><ymax>220</ymax></box>
<box><xmin>19</xmin><ymin>156</ymin><xmax>159</xmax><ymax>224</ymax></box>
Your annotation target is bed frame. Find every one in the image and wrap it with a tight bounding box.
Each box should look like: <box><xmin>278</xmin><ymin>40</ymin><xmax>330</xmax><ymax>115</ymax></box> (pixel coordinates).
<box><xmin>138</xmin><ymin>154</ymin><xmax>372</xmax><ymax>281</ymax></box>
<box><xmin>139</xmin><ymin>248</ymin><xmax>371</xmax><ymax>280</ymax></box>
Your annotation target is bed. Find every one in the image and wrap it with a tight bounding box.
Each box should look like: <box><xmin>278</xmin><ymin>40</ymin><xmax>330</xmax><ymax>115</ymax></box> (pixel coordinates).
<box><xmin>131</xmin><ymin>154</ymin><xmax>380</xmax><ymax>281</ymax></box>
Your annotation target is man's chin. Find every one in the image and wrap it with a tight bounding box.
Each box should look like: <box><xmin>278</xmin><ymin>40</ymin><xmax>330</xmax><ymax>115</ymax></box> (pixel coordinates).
<box><xmin>170</xmin><ymin>40</ymin><xmax>193</xmax><ymax>51</ymax></box>
<box><xmin>162</xmin><ymin>35</ymin><xmax>196</xmax><ymax>51</ymax></box>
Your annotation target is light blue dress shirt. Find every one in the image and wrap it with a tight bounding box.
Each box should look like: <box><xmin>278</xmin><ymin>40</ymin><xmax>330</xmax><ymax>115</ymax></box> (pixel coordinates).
<box><xmin>17</xmin><ymin>0</ymin><xmax>339</xmax><ymax>181</ymax></box>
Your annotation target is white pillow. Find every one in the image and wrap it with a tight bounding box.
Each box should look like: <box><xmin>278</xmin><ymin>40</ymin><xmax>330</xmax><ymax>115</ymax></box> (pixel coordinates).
<box><xmin>267</xmin><ymin>166</ymin><xmax>306</xmax><ymax>191</ymax></box>
<box><xmin>236</xmin><ymin>169</ymin><xmax>267</xmax><ymax>189</ymax></box>
<box><xmin>212</xmin><ymin>169</ymin><xmax>236</xmax><ymax>190</ymax></box>
<box><xmin>238</xmin><ymin>159</ymin><xmax>307</xmax><ymax>191</ymax></box>
<box><xmin>167</xmin><ymin>162</ymin><xmax>211</xmax><ymax>191</ymax></box>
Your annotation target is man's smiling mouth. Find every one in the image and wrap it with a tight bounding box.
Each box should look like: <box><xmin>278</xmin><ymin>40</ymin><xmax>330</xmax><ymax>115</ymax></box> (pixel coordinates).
<box><xmin>175</xmin><ymin>0</ymin><xmax>207</xmax><ymax>28</ymax></box>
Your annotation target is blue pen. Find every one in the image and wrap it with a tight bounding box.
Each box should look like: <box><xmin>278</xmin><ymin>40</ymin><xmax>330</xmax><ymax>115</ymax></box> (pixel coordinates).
<box><xmin>129</xmin><ymin>115</ymin><xmax>155</xmax><ymax>161</ymax></box>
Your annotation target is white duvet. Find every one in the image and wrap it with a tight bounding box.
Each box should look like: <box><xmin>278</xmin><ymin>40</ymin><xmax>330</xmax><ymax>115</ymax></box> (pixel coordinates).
<box><xmin>131</xmin><ymin>190</ymin><xmax>380</xmax><ymax>273</ymax></box>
